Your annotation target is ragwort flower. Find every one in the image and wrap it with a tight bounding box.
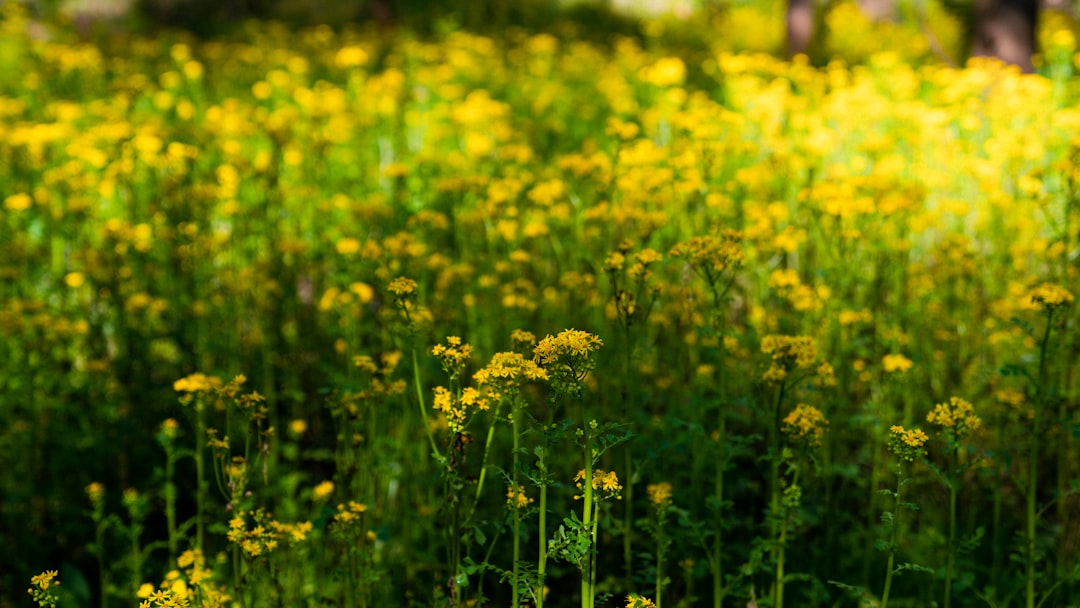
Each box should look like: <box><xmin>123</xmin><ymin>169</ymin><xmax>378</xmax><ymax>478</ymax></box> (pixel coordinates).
<box><xmin>926</xmin><ymin>396</ymin><xmax>981</xmax><ymax>439</ymax></box>
<box><xmin>782</xmin><ymin>403</ymin><xmax>829</xmax><ymax>448</ymax></box>
<box><xmin>887</xmin><ymin>425</ymin><xmax>929</xmax><ymax>462</ymax></box>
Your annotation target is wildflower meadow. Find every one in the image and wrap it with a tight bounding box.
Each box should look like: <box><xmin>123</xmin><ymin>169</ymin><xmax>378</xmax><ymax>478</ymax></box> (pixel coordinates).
<box><xmin>2</xmin><ymin>2</ymin><xmax>1080</xmax><ymax>607</ymax></box>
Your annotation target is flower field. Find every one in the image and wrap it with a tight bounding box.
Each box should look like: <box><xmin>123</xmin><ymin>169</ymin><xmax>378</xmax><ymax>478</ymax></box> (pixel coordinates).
<box><xmin>3</xmin><ymin>3</ymin><xmax>1080</xmax><ymax>607</ymax></box>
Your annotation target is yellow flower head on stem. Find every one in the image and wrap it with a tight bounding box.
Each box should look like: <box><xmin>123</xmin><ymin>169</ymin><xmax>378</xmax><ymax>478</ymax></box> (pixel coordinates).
<box><xmin>927</xmin><ymin>396</ymin><xmax>981</xmax><ymax>440</ymax></box>
<box><xmin>887</xmin><ymin>425</ymin><xmax>929</xmax><ymax>462</ymax></box>
<box><xmin>647</xmin><ymin>482</ymin><xmax>673</xmax><ymax>506</ymax></box>
<box><xmin>782</xmin><ymin>403</ymin><xmax>829</xmax><ymax>448</ymax></box>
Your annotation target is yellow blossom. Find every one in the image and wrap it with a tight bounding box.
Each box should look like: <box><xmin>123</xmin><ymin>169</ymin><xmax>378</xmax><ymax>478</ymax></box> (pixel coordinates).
<box><xmin>882</xmin><ymin>353</ymin><xmax>914</xmax><ymax>374</ymax></box>
<box><xmin>312</xmin><ymin>480</ymin><xmax>335</xmax><ymax>502</ymax></box>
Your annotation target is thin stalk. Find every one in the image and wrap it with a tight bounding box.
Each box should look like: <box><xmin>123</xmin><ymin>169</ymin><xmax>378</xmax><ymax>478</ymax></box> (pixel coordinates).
<box><xmin>712</xmin><ymin>411</ymin><xmax>727</xmax><ymax>608</ymax></box>
<box><xmin>581</xmin><ymin>405</ymin><xmax>595</xmax><ymax>608</ymax></box>
<box><xmin>344</xmin><ymin>548</ymin><xmax>356</xmax><ymax>608</ymax></box>
<box><xmin>991</xmin><ymin>420</ymin><xmax>1004</xmax><ymax>590</ymax></box>
<box><xmin>467</xmin><ymin>399</ymin><xmax>503</xmax><ymax>523</ymax></box>
<box><xmin>655</xmin><ymin>527</ymin><xmax>664</xmax><ymax>608</ymax></box>
<box><xmin>864</xmin><ymin>427</ymin><xmax>881</xmax><ymax>588</ymax></box>
<box><xmin>944</xmin><ymin>445</ymin><xmax>957</xmax><ymax>608</ymax></box>
<box><xmin>195</xmin><ymin>395</ymin><xmax>206</xmax><ymax>555</ymax></box>
<box><xmin>1027</xmin><ymin>310</ymin><xmax>1054</xmax><ymax>608</ymax></box>
<box><xmin>410</xmin><ymin>348</ymin><xmax>439</xmax><ymax>458</ymax></box>
<box><xmin>164</xmin><ymin>442</ymin><xmax>178</xmax><ymax>560</ymax></box>
<box><xmin>95</xmin><ymin>519</ymin><xmax>108</xmax><ymax>608</ymax></box>
<box><xmin>881</xmin><ymin>467</ymin><xmax>904</xmax><ymax>608</ymax></box>
<box><xmin>590</xmin><ymin>498</ymin><xmax>600</xmax><ymax>608</ymax></box>
<box><xmin>622</xmin><ymin>336</ymin><xmax>635</xmax><ymax>593</ymax></box>
<box><xmin>769</xmin><ymin>381</ymin><xmax>786</xmax><ymax>604</ymax></box>
<box><xmin>712</xmin><ymin>305</ymin><xmax>728</xmax><ymax>608</ymax></box>
<box><xmin>537</xmin><ymin>407</ymin><xmax>554</xmax><ymax>608</ymax></box>
<box><xmin>775</xmin><ymin>465</ymin><xmax>799</xmax><ymax>608</ymax></box>
<box><xmin>233</xmin><ymin>544</ymin><xmax>245</xmax><ymax>608</ymax></box>
<box><xmin>512</xmin><ymin>404</ymin><xmax>521</xmax><ymax>608</ymax></box>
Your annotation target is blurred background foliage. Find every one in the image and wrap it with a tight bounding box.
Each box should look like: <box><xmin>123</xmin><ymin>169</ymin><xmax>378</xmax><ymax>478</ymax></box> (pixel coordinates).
<box><xmin>20</xmin><ymin>0</ymin><xmax>1080</xmax><ymax>72</ymax></box>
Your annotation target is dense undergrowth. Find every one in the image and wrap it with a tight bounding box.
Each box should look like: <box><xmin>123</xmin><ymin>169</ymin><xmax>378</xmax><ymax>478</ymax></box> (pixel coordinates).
<box><xmin>3</xmin><ymin>2</ymin><xmax>1080</xmax><ymax>607</ymax></box>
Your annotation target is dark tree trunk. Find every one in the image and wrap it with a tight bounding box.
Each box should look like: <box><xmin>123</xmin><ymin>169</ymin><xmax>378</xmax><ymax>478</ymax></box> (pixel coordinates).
<box><xmin>787</xmin><ymin>0</ymin><xmax>814</xmax><ymax>57</ymax></box>
<box><xmin>971</xmin><ymin>0</ymin><xmax>1039</xmax><ymax>72</ymax></box>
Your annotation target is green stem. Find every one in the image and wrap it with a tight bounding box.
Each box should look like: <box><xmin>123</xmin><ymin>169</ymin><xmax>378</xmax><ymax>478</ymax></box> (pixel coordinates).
<box><xmin>769</xmin><ymin>381</ymin><xmax>786</xmax><ymax>603</ymax></box>
<box><xmin>656</xmin><ymin>526</ymin><xmax>664</xmax><ymax>608</ymax></box>
<box><xmin>164</xmin><ymin>443</ymin><xmax>178</xmax><ymax>560</ymax></box>
<box><xmin>195</xmin><ymin>395</ymin><xmax>206</xmax><ymax>555</ymax></box>
<box><xmin>467</xmin><ymin>399</ymin><xmax>503</xmax><ymax>523</ymax></box>
<box><xmin>881</xmin><ymin>466</ymin><xmax>904</xmax><ymax>608</ymax></box>
<box><xmin>233</xmin><ymin>544</ymin><xmax>245</xmax><ymax>608</ymax></box>
<box><xmin>537</xmin><ymin>471</ymin><xmax>548</xmax><ymax>608</ymax></box>
<box><xmin>581</xmin><ymin>408</ymin><xmax>595</xmax><ymax>608</ymax></box>
<box><xmin>1027</xmin><ymin>310</ymin><xmax>1054</xmax><ymax>608</ymax></box>
<box><xmin>713</xmin><ymin>412</ymin><xmax>726</xmax><ymax>608</ymax></box>
<box><xmin>95</xmin><ymin>518</ymin><xmax>108</xmax><ymax>608</ymax></box>
<box><xmin>537</xmin><ymin>428</ymin><xmax>549</xmax><ymax>608</ymax></box>
<box><xmin>622</xmin><ymin>335</ymin><xmax>635</xmax><ymax>593</ymax></box>
<box><xmin>512</xmin><ymin>403</ymin><xmax>521</xmax><ymax>608</ymax></box>
<box><xmin>944</xmin><ymin>446</ymin><xmax>957</xmax><ymax>608</ymax></box>
<box><xmin>590</xmin><ymin>498</ymin><xmax>600</xmax><ymax>608</ymax></box>
<box><xmin>410</xmin><ymin>348</ymin><xmax>439</xmax><ymax>459</ymax></box>
<box><xmin>713</xmin><ymin>310</ymin><xmax>727</xmax><ymax>608</ymax></box>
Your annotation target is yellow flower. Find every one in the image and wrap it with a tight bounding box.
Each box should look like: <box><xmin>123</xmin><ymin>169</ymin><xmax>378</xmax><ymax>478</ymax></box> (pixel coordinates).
<box><xmin>506</xmin><ymin>484</ymin><xmax>534</xmax><ymax>509</ymax></box>
<box><xmin>927</xmin><ymin>396</ymin><xmax>981</xmax><ymax>438</ymax></box>
<box><xmin>173</xmin><ymin>373</ymin><xmax>221</xmax><ymax>394</ymax></box>
<box><xmin>64</xmin><ymin>272</ymin><xmax>85</xmax><ymax>288</ymax></box>
<box><xmin>86</xmin><ymin>482</ymin><xmax>105</xmax><ymax>505</ymax></box>
<box><xmin>574</xmin><ymin>469</ymin><xmax>623</xmax><ymax>500</ymax></box>
<box><xmin>4</xmin><ymin>192</ymin><xmax>32</xmax><ymax>211</ymax></box>
<box><xmin>782</xmin><ymin>404</ymin><xmax>829</xmax><ymax>447</ymax></box>
<box><xmin>312</xmin><ymin>480</ymin><xmax>335</xmax><ymax>502</ymax></box>
<box><xmin>646</xmin><ymin>482</ymin><xmax>673</xmax><ymax>505</ymax></box>
<box><xmin>30</xmin><ymin>570</ymin><xmax>59</xmax><ymax>591</ymax></box>
<box><xmin>432</xmin><ymin>336</ymin><xmax>473</xmax><ymax>372</ymax></box>
<box><xmin>387</xmin><ymin>276</ymin><xmax>417</xmax><ymax>297</ymax></box>
<box><xmin>335</xmin><ymin>237</ymin><xmax>361</xmax><ymax>255</ymax></box>
<box><xmin>626</xmin><ymin>593</ymin><xmax>657</xmax><ymax>608</ymax></box>
<box><xmin>1027</xmin><ymin>282</ymin><xmax>1073</xmax><ymax>311</ymax></box>
<box><xmin>882</xmin><ymin>353</ymin><xmax>914</xmax><ymax>374</ymax></box>
<box><xmin>535</xmin><ymin>329</ymin><xmax>604</xmax><ymax>362</ymax></box>
<box><xmin>888</xmin><ymin>425</ymin><xmax>929</xmax><ymax>462</ymax></box>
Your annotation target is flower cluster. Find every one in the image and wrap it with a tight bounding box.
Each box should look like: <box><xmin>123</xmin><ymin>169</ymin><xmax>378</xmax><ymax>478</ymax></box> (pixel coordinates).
<box><xmin>137</xmin><ymin>569</ymin><xmax>195</xmax><ymax>608</ymax></box>
<box><xmin>646</xmin><ymin>482</ymin><xmax>673</xmax><ymax>506</ymax></box>
<box><xmin>887</xmin><ymin>425</ymin><xmax>929</xmax><ymax>462</ymax></box>
<box><xmin>533</xmin><ymin>329</ymin><xmax>604</xmax><ymax>394</ymax></box>
<box><xmin>882</xmin><ymin>353</ymin><xmax>914</xmax><ymax>374</ymax></box>
<box><xmin>473</xmin><ymin>351</ymin><xmax>548</xmax><ymax>400</ymax></box>
<box><xmin>761</xmin><ymin>335</ymin><xmax>833</xmax><ymax>385</ymax></box>
<box><xmin>387</xmin><ymin>276</ymin><xmax>418</xmax><ymax>298</ymax></box>
<box><xmin>432</xmin><ymin>336</ymin><xmax>474</xmax><ymax>376</ymax></box>
<box><xmin>782</xmin><ymin>403</ymin><xmax>829</xmax><ymax>448</ymax></box>
<box><xmin>172</xmin><ymin>372</ymin><xmax>222</xmax><ymax>394</ymax></box>
<box><xmin>506</xmin><ymin>484</ymin><xmax>534</xmax><ymax>509</ymax></box>
<box><xmin>575</xmin><ymin>469</ymin><xmax>623</xmax><ymax>501</ymax></box>
<box><xmin>333</xmin><ymin>501</ymin><xmax>369</xmax><ymax>524</ymax></box>
<box><xmin>28</xmin><ymin>570</ymin><xmax>59</xmax><ymax>608</ymax></box>
<box><xmin>226</xmin><ymin>508</ymin><xmax>312</xmax><ymax>558</ymax></box>
<box><xmin>432</xmin><ymin>385</ymin><xmax>490</xmax><ymax>433</ymax></box>
<box><xmin>1027</xmin><ymin>282</ymin><xmax>1074</xmax><ymax>312</ymax></box>
<box><xmin>927</xmin><ymin>396</ymin><xmax>981</xmax><ymax>439</ymax></box>
<box><xmin>625</xmin><ymin>594</ymin><xmax>657</xmax><ymax>608</ymax></box>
